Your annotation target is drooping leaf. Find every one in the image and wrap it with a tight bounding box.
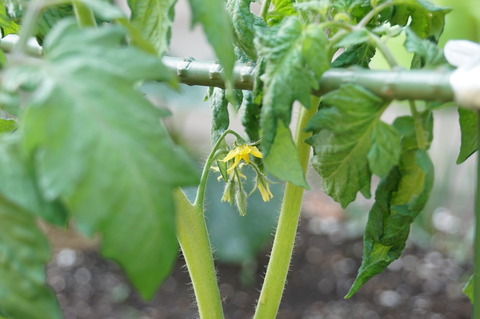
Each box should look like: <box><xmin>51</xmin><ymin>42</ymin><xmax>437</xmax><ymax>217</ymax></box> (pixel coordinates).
<box><xmin>264</xmin><ymin>121</ymin><xmax>308</xmax><ymax>188</ymax></box>
<box><xmin>128</xmin><ymin>0</ymin><xmax>176</xmax><ymax>56</ymax></box>
<box><xmin>241</xmin><ymin>91</ymin><xmax>260</xmax><ymax>143</ymax></box>
<box><xmin>5</xmin><ymin>21</ymin><xmax>199</xmax><ymax>299</ymax></box>
<box><xmin>226</xmin><ymin>0</ymin><xmax>265</xmax><ymax>60</ymax></box>
<box><xmin>457</xmin><ymin>108</ymin><xmax>478</xmax><ymax>164</ymax></box>
<box><xmin>463</xmin><ymin>275</ymin><xmax>474</xmax><ymax>303</ymax></box>
<box><xmin>306</xmin><ymin>84</ymin><xmax>400</xmax><ymax>207</ymax></box>
<box><xmin>404</xmin><ymin>27</ymin><xmax>446</xmax><ymax>68</ymax></box>
<box><xmin>331</xmin><ymin>43</ymin><xmax>376</xmax><ymax>68</ymax></box>
<box><xmin>0</xmin><ymin>136</ymin><xmax>67</xmax><ymax>226</ymax></box>
<box><xmin>207</xmin><ymin>87</ymin><xmax>230</xmax><ymax>143</ymax></box>
<box><xmin>346</xmin><ymin>149</ymin><xmax>434</xmax><ymax>298</ymax></box>
<box><xmin>187</xmin><ymin>0</ymin><xmax>235</xmax><ymax>85</ymax></box>
<box><xmin>390</xmin><ymin>0</ymin><xmax>451</xmax><ymax>41</ymax></box>
<box><xmin>255</xmin><ymin>17</ymin><xmax>328</xmax><ymax>156</ymax></box>
<box><xmin>0</xmin><ymin>194</ymin><xmax>61</xmax><ymax>319</ymax></box>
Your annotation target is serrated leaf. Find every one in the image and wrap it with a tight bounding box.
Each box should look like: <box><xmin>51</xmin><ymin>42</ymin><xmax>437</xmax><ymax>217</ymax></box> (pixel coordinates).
<box><xmin>226</xmin><ymin>0</ymin><xmax>265</xmax><ymax>60</ymax></box>
<box><xmin>36</xmin><ymin>4</ymin><xmax>74</xmax><ymax>43</ymax></box>
<box><xmin>188</xmin><ymin>0</ymin><xmax>235</xmax><ymax>85</ymax></box>
<box><xmin>463</xmin><ymin>275</ymin><xmax>474</xmax><ymax>303</ymax></box>
<box><xmin>392</xmin><ymin>111</ymin><xmax>433</xmax><ymax>151</ymax></box>
<box><xmin>457</xmin><ymin>108</ymin><xmax>477</xmax><ymax>164</ymax></box>
<box><xmin>306</xmin><ymin>84</ymin><xmax>399</xmax><ymax>207</ymax></box>
<box><xmin>267</xmin><ymin>0</ymin><xmax>297</xmax><ymax>25</ymax></box>
<box><xmin>128</xmin><ymin>0</ymin><xmax>176</xmax><ymax>56</ymax></box>
<box><xmin>255</xmin><ymin>17</ymin><xmax>328</xmax><ymax>156</ymax></box>
<box><xmin>207</xmin><ymin>87</ymin><xmax>229</xmax><ymax>143</ymax></box>
<box><xmin>264</xmin><ymin>121</ymin><xmax>308</xmax><ymax>188</ymax></box>
<box><xmin>241</xmin><ymin>91</ymin><xmax>260</xmax><ymax>143</ymax></box>
<box><xmin>404</xmin><ymin>28</ymin><xmax>446</xmax><ymax>68</ymax></box>
<box><xmin>368</xmin><ymin>123</ymin><xmax>402</xmax><ymax>178</ymax></box>
<box><xmin>0</xmin><ymin>195</ymin><xmax>61</xmax><ymax>319</ymax></box>
<box><xmin>7</xmin><ymin>21</ymin><xmax>198</xmax><ymax>299</ymax></box>
<box><xmin>391</xmin><ymin>0</ymin><xmax>451</xmax><ymax>41</ymax></box>
<box><xmin>0</xmin><ymin>5</ymin><xmax>19</xmax><ymax>35</ymax></box>
<box><xmin>331</xmin><ymin>43</ymin><xmax>376</xmax><ymax>68</ymax></box>
<box><xmin>346</xmin><ymin>149</ymin><xmax>434</xmax><ymax>298</ymax></box>
<box><xmin>0</xmin><ymin>136</ymin><xmax>67</xmax><ymax>226</ymax></box>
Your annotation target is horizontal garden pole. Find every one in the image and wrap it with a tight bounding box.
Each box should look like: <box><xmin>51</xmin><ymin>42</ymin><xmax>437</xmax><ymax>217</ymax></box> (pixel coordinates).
<box><xmin>0</xmin><ymin>37</ymin><xmax>455</xmax><ymax>103</ymax></box>
<box><xmin>163</xmin><ymin>56</ymin><xmax>455</xmax><ymax>102</ymax></box>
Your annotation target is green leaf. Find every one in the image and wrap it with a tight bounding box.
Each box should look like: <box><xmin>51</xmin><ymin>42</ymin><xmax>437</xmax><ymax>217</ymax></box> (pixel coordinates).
<box><xmin>207</xmin><ymin>87</ymin><xmax>230</xmax><ymax>143</ymax></box>
<box><xmin>0</xmin><ymin>136</ymin><xmax>67</xmax><ymax>226</ymax></box>
<box><xmin>267</xmin><ymin>0</ymin><xmax>297</xmax><ymax>25</ymax></box>
<box><xmin>264</xmin><ymin>122</ymin><xmax>308</xmax><ymax>188</ymax></box>
<box><xmin>9</xmin><ymin>21</ymin><xmax>198</xmax><ymax>299</ymax></box>
<box><xmin>36</xmin><ymin>5</ymin><xmax>75</xmax><ymax>43</ymax></box>
<box><xmin>390</xmin><ymin>0</ymin><xmax>451</xmax><ymax>41</ymax></box>
<box><xmin>331</xmin><ymin>43</ymin><xmax>376</xmax><ymax>68</ymax></box>
<box><xmin>463</xmin><ymin>275</ymin><xmax>474</xmax><ymax>303</ymax></box>
<box><xmin>334</xmin><ymin>29</ymin><xmax>370</xmax><ymax>48</ymax></box>
<box><xmin>0</xmin><ymin>194</ymin><xmax>61</xmax><ymax>319</ymax></box>
<box><xmin>256</xmin><ymin>17</ymin><xmax>328</xmax><ymax>156</ymax></box>
<box><xmin>368</xmin><ymin>123</ymin><xmax>402</xmax><ymax>178</ymax></box>
<box><xmin>200</xmin><ymin>171</ymin><xmax>282</xmax><ymax>263</ymax></box>
<box><xmin>457</xmin><ymin>108</ymin><xmax>478</xmax><ymax>164</ymax></box>
<box><xmin>306</xmin><ymin>84</ymin><xmax>399</xmax><ymax>207</ymax></box>
<box><xmin>392</xmin><ymin>111</ymin><xmax>433</xmax><ymax>151</ymax></box>
<box><xmin>0</xmin><ymin>118</ymin><xmax>16</xmax><ymax>133</ymax></box>
<box><xmin>128</xmin><ymin>0</ymin><xmax>176</xmax><ymax>56</ymax></box>
<box><xmin>346</xmin><ymin>149</ymin><xmax>434</xmax><ymax>298</ymax></box>
<box><xmin>188</xmin><ymin>0</ymin><xmax>235</xmax><ymax>85</ymax></box>
<box><xmin>241</xmin><ymin>91</ymin><xmax>260</xmax><ymax>143</ymax></box>
<box><xmin>226</xmin><ymin>0</ymin><xmax>265</xmax><ymax>61</ymax></box>
<box><xmin>404</xmin><ymin>28</ymin><xmax>446</xmax><ymax>68</ymax></box>
<box><xmin>0</xmin><ymin>4</ymin><xmax>19</xmax><ymax>35</ymax></box>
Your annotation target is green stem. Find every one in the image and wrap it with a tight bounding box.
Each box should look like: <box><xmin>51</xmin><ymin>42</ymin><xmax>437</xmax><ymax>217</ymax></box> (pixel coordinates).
<box><xmin>72</xmin><ymin>1</ymin><xmax>97</xmax><ymax>28</ymax></box>
<box><xmin>368</xmin><ymin>32</ymin><xmax>398</xmax><ymax>68</ymax></box>
<box><xmin>253</xmin><ymin>97</ymin><xmax>319</xmax><ymax>319</ymax></box>
<box><xmin>357</xmin><ymin>0</ymin><xmax>394</xmax><ymax>28</ymax></box>
<box><xmin>175</xmin><ymin>189</ymin><xmax>224</xmax><ymax>319</ymax></box>
<box><xmin>474</xmin><ymin>111</ymin><xmax>480</xmax><ymax>319</ymax></box>
<box><xmin>409</xmin><ymin>100</ymin><xmax>427</xmax><ymax>149</ymax></box>
<box><xmin>194</xmin><ymin>129</ymin><xmax>243</xmax><ymax>209</ymax></box>
<box><xmin>11</xmin><ymin>0</ymin><xmax>44</xmax><ymax>58</ymax></box>
<box><xmin>261</xmin><ymin>0</ymin><xmax>272</xmax><ymax>22</ymax></box>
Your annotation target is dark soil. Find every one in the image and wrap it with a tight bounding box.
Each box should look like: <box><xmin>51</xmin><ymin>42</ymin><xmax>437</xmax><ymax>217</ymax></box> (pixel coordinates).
<box><xmin>47</xmin><ymin>214</ymin><xmax>472</xmax><ymax>319</ymax></box>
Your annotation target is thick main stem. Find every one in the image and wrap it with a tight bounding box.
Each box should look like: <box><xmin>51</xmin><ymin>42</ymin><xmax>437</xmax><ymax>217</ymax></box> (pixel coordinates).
<box><xmin>253</xmin><ymin>97</ymin><xmax>319</xmax><ymax>319</ymax></box>
<box><xmin>175</xmin><ymin>189</ymin><xmax>224</xmax><ymax>319</ymax></box>
<box><xmin>474</xmin><ymin>111</ymin><xmax>480</xmax><ymax>319</ymax></box>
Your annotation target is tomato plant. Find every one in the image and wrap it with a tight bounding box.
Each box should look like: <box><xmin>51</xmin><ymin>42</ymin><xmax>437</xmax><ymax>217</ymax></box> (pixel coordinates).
<box><xmin>0</xmin><ymin>0</ymin><xmax>478</xmax><ymax>318</ymax></box>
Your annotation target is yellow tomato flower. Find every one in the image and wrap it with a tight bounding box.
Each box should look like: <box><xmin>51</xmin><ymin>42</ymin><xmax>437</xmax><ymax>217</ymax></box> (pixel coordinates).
<box><xmin>221</xmin><ymin>144</ymin><xmax>263</xmax><ymax>172</ymax></box>
<box><xmin>257</xmin><ymin>177</ymin><xmax>273</xmax><ymax>202</ymax></box>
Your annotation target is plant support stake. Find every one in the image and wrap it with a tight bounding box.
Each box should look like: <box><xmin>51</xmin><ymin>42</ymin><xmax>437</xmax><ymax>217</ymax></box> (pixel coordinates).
<box><xmin>0</xmin><ymin>37</ymin><xmax>455</xmax><ymax>104</ymax></box>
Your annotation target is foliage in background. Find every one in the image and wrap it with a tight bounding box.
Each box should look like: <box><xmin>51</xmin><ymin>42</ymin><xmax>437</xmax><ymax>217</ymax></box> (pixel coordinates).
<box><xmin>0</xmin><ymin>0</ymin><xmax>477</xmax><ymax>318</ymax></box>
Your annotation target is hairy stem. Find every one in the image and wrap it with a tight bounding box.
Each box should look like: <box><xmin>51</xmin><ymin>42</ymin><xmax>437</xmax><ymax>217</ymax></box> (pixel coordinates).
<box><xmin>194</xmin><ymin>129</ymin><xmax>243</xmax><ymax>209</ymax></box>
<box><xmin>253</xmin><ymin>97</ymin><xmax>319</xmax><ymax>319</ymax></box>
<box><xmin>72</xmin><ymin>1</ymin><xmax>97</xmax><ymax>28</ymax></box>
<box><xmin>357</xmin><ymin>0</ymin><xmax>394</xmax><ymax>29</ymax></box>
<box><xmin>474</xmin><ymin>111</ymin><xmax>480</xmax><ymax>319</ymax></box>
<box><xmin>175</xmin><ymin>189</ymin><xmax>224</xmax><ymax>319</ymax></box>
<box><xmin>11</xmin><ymin>0</ymin><xmax>44</xmax><ymax>58</ymax></box>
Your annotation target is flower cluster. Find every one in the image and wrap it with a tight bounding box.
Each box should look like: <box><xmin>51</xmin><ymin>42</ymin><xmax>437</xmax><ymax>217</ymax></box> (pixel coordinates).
<box><xmin>214</xmin><ymin>142</ymin><xmax>273</xmax><ymax>215</ymax></box>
